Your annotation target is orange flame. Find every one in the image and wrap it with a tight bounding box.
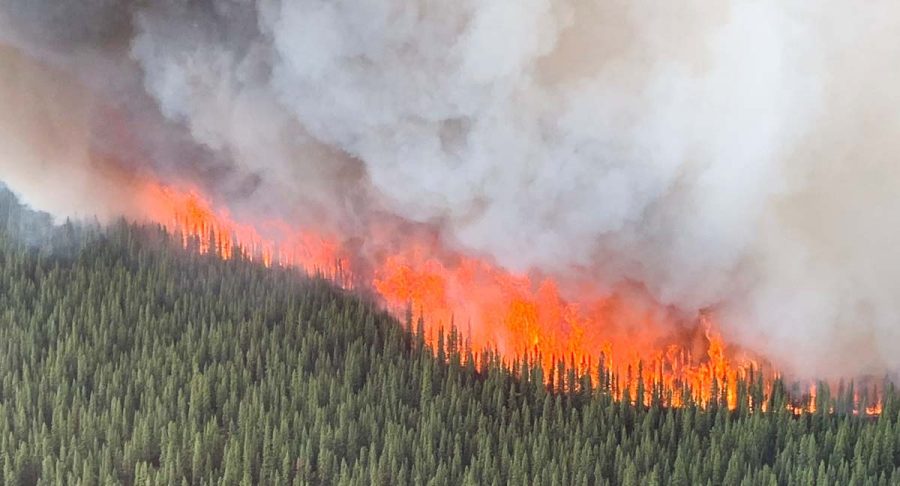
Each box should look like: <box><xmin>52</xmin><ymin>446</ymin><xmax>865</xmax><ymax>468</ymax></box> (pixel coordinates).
<box><xmin>134</xmin><ymin>180</ymin><xmax>884</xmax><ymax>413</ymax></box>
<box><xmin>136</xmin><ymin>183</ymin><xmax>348</xmax><ymax>280</ymax></box>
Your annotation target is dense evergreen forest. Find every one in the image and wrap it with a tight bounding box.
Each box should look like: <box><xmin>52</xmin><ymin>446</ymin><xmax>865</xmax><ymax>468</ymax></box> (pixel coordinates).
<box><xmin>0</xmin><ymin>186</ymin><xmax>899</xmax><ymax>486</ymax></box>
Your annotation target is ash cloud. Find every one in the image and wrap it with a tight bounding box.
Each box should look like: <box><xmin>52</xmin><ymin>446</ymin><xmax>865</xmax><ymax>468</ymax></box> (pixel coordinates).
<box><xmin>2</xmin><ymin>0</ymin><xmax>900</xmax><ymax>378</ymax></box>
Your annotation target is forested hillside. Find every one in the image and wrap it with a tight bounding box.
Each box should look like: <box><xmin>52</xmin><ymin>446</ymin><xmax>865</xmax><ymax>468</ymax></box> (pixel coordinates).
<box><xmin>0</xmin><ymin>188</ymin><xmax>898</xmax><ymax>485</ymax></box>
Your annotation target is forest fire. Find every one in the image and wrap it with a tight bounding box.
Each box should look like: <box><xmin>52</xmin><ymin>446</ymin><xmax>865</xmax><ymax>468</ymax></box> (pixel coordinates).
<box><xmin>136</xmin><ymin>180</ymin><xmax>884</xmax><ymax>415</ymax></box>
<box><xmin>7</xmin><ymin>2</ymin><xmax>900</xmax><ymax>482</ymax></box>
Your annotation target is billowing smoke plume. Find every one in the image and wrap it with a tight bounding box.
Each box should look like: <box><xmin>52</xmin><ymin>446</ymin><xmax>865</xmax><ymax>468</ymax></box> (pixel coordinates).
<box><xmin>2</xmin><ymin>0</ymin><xmax>900</xmax><ymax>379</ymax></box>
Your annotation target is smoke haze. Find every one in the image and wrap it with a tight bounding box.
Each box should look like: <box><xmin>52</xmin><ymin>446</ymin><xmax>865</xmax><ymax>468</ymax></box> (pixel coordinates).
<box><xmin>2</xmin><ymin>0</ymin><xmax>899</xmax><ymax>378</ymax></box>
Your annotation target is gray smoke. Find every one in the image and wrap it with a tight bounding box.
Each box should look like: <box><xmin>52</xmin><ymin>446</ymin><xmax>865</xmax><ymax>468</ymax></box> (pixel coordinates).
<box><xmin>2</xmin><ymin>0</ymin><xmax>899</xmax><ymax>379</ymax></box>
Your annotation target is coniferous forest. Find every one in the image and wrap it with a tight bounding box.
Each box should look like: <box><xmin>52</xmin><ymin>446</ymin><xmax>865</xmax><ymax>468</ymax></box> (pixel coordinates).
<box><xmin>1</xmin><ymin>188</ymin><xmax>899</xmax><ymax>486</ymax></box>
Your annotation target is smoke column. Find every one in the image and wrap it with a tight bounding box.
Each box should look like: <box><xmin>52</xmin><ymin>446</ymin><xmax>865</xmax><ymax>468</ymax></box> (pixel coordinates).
<box><xmin>2</xmin><ymin>0</ymin><xmax>900</xmax><ymax>379</ymax></box>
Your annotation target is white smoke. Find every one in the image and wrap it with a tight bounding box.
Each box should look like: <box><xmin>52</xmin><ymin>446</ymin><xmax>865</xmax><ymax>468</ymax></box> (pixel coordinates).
<box><xmin>1</xmin><ymin>0</ymin><xmax>900</xmax><ymax>378</ymax></box>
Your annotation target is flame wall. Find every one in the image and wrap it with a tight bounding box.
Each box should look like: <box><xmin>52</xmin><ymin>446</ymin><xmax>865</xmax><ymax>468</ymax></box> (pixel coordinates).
<box><xmin>136</xmin><ymin>179</ymin><xmax>772</xmax><ymax>410</ymax></box>
<box><xmin>2</xmin><ymin>0</ymin><xmax>900</xmax><ymax>382</ymax></box>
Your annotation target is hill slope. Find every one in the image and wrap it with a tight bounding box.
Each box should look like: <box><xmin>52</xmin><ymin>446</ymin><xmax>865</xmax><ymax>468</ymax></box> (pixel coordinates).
<box><xmin>0</xmin><ymin>190</ymin><xmax>898</xmax><ymax>485</ymax></box>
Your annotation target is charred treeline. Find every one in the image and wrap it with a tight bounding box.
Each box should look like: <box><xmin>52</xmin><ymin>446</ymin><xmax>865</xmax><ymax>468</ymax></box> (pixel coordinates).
<box><xmin>0</xmin><ymin>190</ymin><xmax>899</xmax><ymax>485</ymax></box>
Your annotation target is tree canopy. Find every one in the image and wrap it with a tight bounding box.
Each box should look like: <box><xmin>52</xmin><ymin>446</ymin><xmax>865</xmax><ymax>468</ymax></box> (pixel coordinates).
<box><xmin>0</xmin><ymin>188</ymin><xmax>897</xmax><ymax>485</ymax></box>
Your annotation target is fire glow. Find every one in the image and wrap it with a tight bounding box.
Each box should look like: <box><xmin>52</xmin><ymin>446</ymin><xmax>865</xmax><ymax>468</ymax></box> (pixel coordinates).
<box><xmin>136</xmin><ymin>180</ymin><xmax>883</xmax><ymax>415</ymax></box>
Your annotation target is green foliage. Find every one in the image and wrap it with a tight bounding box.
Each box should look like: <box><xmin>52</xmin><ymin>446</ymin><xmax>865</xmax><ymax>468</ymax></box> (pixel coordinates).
<box><xmin>0</xmin><ymin>191</ymin><xmax>898</xmax><ymax>485</ymax></box>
